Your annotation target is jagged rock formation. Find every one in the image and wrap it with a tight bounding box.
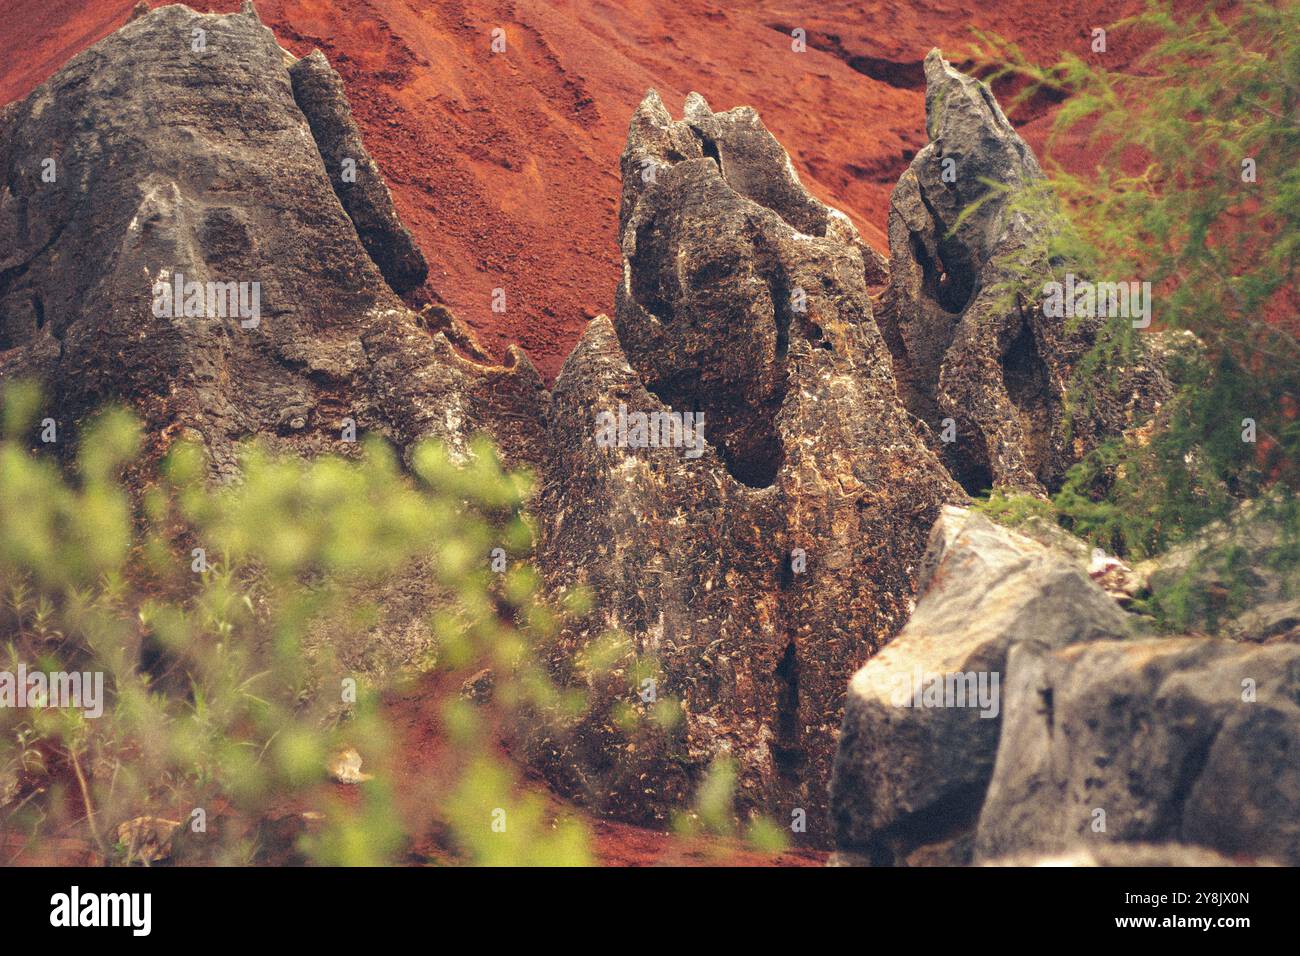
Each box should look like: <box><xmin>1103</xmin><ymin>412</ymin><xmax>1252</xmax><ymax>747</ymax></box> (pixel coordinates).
<box><xmin>0</xmin><ymin>3</ymin><xmax>543</xmax><ymax>476</ymax></box>
<box><xmin>6</xmin><ymin>4</ymin><xmax>1268</xmax><ymax>868</ymax></box>
<box><xmin>976</xmin><ymin>636</ymin><xmax>1300</xmax><ymax>865</ymax></box>
<box><xmin>877</xmin><ymin>50</ymin><xmax>1167</xmax><ymax>495</ymax></box>
<box><xmin>531</xmin><ymin>91</ymin><xmax>963</xmax><ymax>839</ymax></box>
<box><xmin>829</xmin><ymin>507</ymin><xmax>1132</xmax><ymax>865</ymax></box>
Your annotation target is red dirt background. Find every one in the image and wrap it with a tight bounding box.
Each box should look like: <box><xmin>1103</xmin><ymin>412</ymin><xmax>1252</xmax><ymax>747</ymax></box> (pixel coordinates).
<box><xmin>1</xmin><ymin>0</ymin><xmax>1155</xmax><ymax>381</ymax></box>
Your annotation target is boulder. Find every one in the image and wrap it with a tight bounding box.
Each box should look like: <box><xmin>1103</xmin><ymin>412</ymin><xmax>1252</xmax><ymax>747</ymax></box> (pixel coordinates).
<box><xmin>981</xmin><ymin>843</ymin><xmax>1262</xmax><ymax>867</ymax></box>
<box><xmin>827</xmin><ymin>838</ymin><xmax>1266</xmax><ymax>868</ymax></box>
<box><xmin>975</xmin><ymin>636</ymin><xmax>1300</xmax><ymax>865</ymax></box>
<box><xmin>878</xmin><ymin>50</ymin><xmax>1167</xmax><ymax>495</ymax></box>
<box><xmin>830</xmin><ymin>506</ymin><xmax>1131</xmax><ymax>863</ymax></box>
<box><xmin>531</xmin><ymin>91</ymin><xmax>963</xmax><ymax>840</ymax></box>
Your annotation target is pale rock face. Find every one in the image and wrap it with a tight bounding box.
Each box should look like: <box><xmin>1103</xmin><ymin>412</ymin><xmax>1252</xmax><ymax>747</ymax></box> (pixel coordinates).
<box><xmin>975</xmin><ymin>636</ymin><xmax>1300</xmax><ymax>866</ymax></box>
<box><xmin>829</xmin><ymin>506</ymin><xmax>1131</xmax><ymax>864</ymax></box>
<box><xmin>980</xmin><ymin>843</ymin><xmax>1263</xmax><ymax>867</ymax></box>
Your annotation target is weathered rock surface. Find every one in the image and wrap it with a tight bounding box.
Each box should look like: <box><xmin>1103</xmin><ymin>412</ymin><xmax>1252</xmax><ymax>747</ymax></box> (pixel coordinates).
<box><xmin>837</xmin><ymin>840</ymin><xmax>1257</xmax><ymax>868</ymax></box>
<box><xmin>531</xmin><ymin>91</ymin><xmax>963</xmax><ymax>840</ymax></box>
<box><xmin>829</xmin><ymin>506</ymin><xmax>1132</xmax><ymax>864</ymax></box>
<box><xmin>7</xmin><ymin>4</ymin><xmax>1279</xmax><ymax>867</ymax></box>
<box><xmin>975</xmin><ymin>636</ymin><xmax>1300</xmax><ymax>865</ymax></box>
<box><xmin>991</xmin><ymin>514</ymin><xmax>1144</xmax><ymax>607</ymax></box>
<box><xmin>0</xmin><ymin>4</ymin><xmax>542</xmax><ymax>476</ymax></box>
<box><xmin>0</xmin><ymin>3</ymin><xmax>548</xmax><ymax>695</ymax></box>
<box><xmin>878</xmin><ymin>50</ymin><xmax>1167</xmax><ymax>495</ymax></box>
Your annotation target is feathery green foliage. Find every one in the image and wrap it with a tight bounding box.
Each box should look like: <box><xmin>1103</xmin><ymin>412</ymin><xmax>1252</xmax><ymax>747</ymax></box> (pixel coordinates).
<box><xmin>970</xmin><ymin>0</ymin><xmax>1298</xmax><ymax>560</ymax></box>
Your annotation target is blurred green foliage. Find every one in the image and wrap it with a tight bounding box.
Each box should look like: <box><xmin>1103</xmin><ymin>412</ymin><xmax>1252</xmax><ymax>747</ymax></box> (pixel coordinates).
<box><xmin>0</xmin><ymin>381</ymin><xmax>785</xmax><ymax>865</ymax></box>
<box><xmin>0</xmin><ymin>380</ymin><xmax>596</xmax><ymax>865</ymax></box>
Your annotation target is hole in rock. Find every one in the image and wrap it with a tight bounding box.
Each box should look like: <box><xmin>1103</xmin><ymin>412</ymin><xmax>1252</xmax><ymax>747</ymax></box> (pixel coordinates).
<box><xmin>713</xmin><ymin>423</ymin><xmax>784</xmax><ymax>489</ymax></box>
<box><xmin>697</xmin><ymin>131</ymin><xmax>722</xmax><ymax>173</ymax></box>
<box><xmin>947</xmin><ymin>421</ymin><xmax>994</xmax><ymax>497</ymax></box>
<box><xmin>629</xmin><ymin>213</ymin><xmax>677</xmax><ymax>323</ymax></box>
<box><xmin>910</xmin><ymin>230</ymin><xmax>974</xmax><ymax>316</ymax></box>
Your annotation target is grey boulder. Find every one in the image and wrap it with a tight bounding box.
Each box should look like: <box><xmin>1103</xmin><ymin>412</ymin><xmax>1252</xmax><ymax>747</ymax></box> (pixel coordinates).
<box><xmin>975</xmin><ymin>636</ymin><xmax>1300</xmax><ymax>865</ymax></box>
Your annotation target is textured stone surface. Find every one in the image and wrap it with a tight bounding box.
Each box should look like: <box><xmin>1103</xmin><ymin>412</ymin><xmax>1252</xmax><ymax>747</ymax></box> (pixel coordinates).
<box><xmin>975</xmin><ymin>637</ymin><xmax>1300</xmax><ymax>865</ymax></box>
<box><xmin>834</xmin><ymin>841</ymin><xmax>1256</xmax><ymax>868</ymax></box>
<box><xmin>7</xmin><ymin>5</ymin><xmax>1275</xmax><ymax>866</ymax></box>
<box><xmin>878</xmin><ymin>50</ymin><xmax>1167</xmax><ymax>495</ymax></box>
<box><xmin>0</xmin><ymin>4</ymin><xmax>542</xmax><ymax>476</ymax></box>
<box><xmin>0</xmin><ymin>4</ymin><xmax>546</xmax><ymax>695</ymax></box>
<box><xmin>980</xmin><ymin>843</ymin><xmax>1262</xmax><ymax>867</ymax></box>
<box><xmin>531</xmin><ymin>92</ymin><xmax>963</xmax><ymax>841</ymax></box>
<box><xmin>829</xmin><ymin>506</ymin><xmax>1131</xmax><ymax>864</ymax></box>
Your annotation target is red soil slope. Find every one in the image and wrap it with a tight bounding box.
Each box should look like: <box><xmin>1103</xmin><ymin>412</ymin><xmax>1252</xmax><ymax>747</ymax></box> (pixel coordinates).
<box><xmin>1</xmin><ymin>0</ymin><xmax>1151</xmax><ymax>380</ymax></box>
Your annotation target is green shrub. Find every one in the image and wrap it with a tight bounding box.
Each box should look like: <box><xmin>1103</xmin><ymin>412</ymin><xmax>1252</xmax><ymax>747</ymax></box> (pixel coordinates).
<box><xmin>0</xmin><ymin>381</ymin><xmax>592</xmax><ymax>865</ymax></box>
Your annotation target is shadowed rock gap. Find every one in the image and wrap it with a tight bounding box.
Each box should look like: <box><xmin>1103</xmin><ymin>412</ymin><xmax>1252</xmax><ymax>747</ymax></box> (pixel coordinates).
<box><xmin>289</xmin><ymin>49</ymin><xmax>428</xmax><ymax>297</ymax></box>
<box><xmin>916</xmin><ymin>185</ymin><xmax>976</xmax><ymax>314</ymax></box>
<box><xmin>629</xmin><ymin>212</ymin><xmax>678</xmax><ymax>324</ymax></box>
<box><xmin>1000</xmin><ymin>313</ymin><xmax>1053</xmax><ymax>479</ymax></box>
<box><xmin>886</xmin><ymin>49</ymin><xmax>1168</xmax><ymax>495</ymax></box>
<box><xmin>773</xmin><ymin>641</ymin><xmax>803</xmax><ymax>779</ymax></box>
